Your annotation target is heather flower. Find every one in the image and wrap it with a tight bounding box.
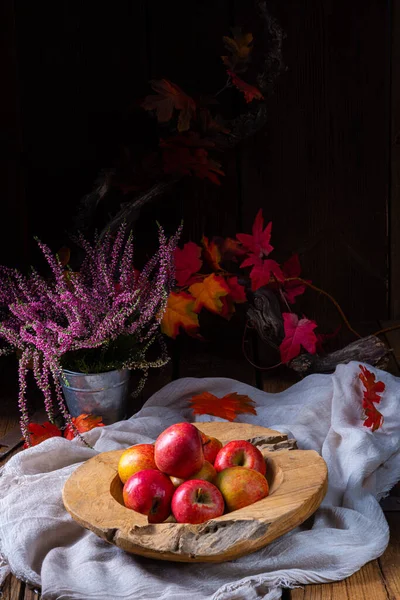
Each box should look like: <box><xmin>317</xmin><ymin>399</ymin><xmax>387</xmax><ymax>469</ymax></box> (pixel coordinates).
<box><xmin>0</xmin><ymin>223</ymin><xmax>180</xmax><ymax>445</ymax></box>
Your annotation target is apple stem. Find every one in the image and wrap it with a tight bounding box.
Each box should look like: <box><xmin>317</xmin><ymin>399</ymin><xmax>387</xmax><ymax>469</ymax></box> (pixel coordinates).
<box><xmin>196</xmin><ymin>488</ymin><xmax>203</xmax><ymax>502</ymax></box>
<box><xmin>150</xmin><ymin>497</ymin><xmax>160</xmax><ymax>514</ymax></box>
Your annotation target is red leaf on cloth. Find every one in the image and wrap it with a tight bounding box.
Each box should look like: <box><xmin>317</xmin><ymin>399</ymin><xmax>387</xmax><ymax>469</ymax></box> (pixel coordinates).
<box><xmin>64</xmin><ymin>414</ymin><xmax>105</xmax><ymax>440</ymax></box>
<box><xmin>281</xmin><ymin>255</ymin><xmax>307</xmax><ymax>304</ymax></box>
<box><xmin>237</xmin><ymin>210</ymin><xmax>273</xmax><ymax>262</ymax></box>
<box><xmin>189</xmin><ymin>274</ymin><xmax>230</xmax><ymax>314</ymax></box>
<box><xmin>226</xmin><ymin>276</ymin><xmax>247</xmax><ymax>303</ymax></box>
<box><xmin>279</xmin><ymin>313</ymin><xmax>318</xmax><ymax>363</ymax></box>
<box><xmin>142</xmin><ymin>79</ymin><xmax>196</xmax><ymax>132</ymax></box>
<box><xmin>160</xmin><ymin>292</ymin><xmax>200</xmax><ymax>339</ymax></box>
<box><xmin>24</xmin><ymin>422</ymin><xmax>62</xmax><ymax>448</ymax></box>
<box><xmin>174</xmin><ymin>242</ymin><xmax>203</xmax><ymax>287</ymax></box>
<box><xmin>202</xmin><ymin>236</ymin><xmax>221</xmax><ymax>271</ymax></box>
<box><xmin>189</xmin><ymin>391</ymin><xmax>257</xmax><ymax>421</ymax></box>
<box><xmin>228</xmin><ymin>71</ymin><xmax>264</xmax><ymax>103</ymax></box>
<box><xmin>245</xmin><ymin>258</ymin><xmax>284</xmax><ymax>291</ymax></box>
<box><xmin>359</xmin><ymin>365</ymin><xmax>385</xmax><ymax>431</ymax></box>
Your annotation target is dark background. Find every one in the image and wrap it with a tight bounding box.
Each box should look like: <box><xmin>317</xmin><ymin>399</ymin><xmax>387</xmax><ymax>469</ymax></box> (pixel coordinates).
<box><xmin>0</xmin><ymin>0</ymin><xmax>394</xmax><ymax>323</ymax></box>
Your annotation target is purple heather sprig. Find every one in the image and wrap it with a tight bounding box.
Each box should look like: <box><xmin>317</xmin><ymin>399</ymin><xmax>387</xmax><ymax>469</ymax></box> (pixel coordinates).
<box><xmin>0</xmin><ymin>223</ymin><xmax>180</xmax><ymax>445</ymax></box>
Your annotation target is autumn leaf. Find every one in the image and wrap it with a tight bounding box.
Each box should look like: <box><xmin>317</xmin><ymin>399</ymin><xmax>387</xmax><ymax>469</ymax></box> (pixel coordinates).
<box><xmin>161</xmin><ymin>292</ymin><xmax>200</xmax><ymax>338</ymax></box>
<box><xmin>189</xmin><ymin>274</ymin><xmax>230</xmax><ymax>314</ymax></box>
<box><xmin>57</xmin><ymin>247</ymin><xmax>71</xmax><ymax>267</ymax></box>
<box><xmin>281</xmin><ymin>255</ymin><xmax>307</xmax><ymax>304</ymax></box>
<box><xmin>237</xmin><ymin>210</ymin><xmax>273</xmax><ymax>261</ymax></box>
<box><xmin>189</xmin><ymin>391</ymin><xmax>257</xmax><ymax>421</ymax></box>
<box><xmin>161</xmin><ymin>141</ymin><xmax>225</xmax><ymax>185</ymax></box>
<box><xmin>24</xmin><ymin>422</ymin><xmax>62</xmax><ymax>448</ymax></box>
<box><xmin>245</xmin><ymin>258</ymin><xmax>284</xmax><ymax>291</ymax></box>
<box><xmin>222</xmin><ymin>28</ymin><xmax>254</xmax><ymax>72</ymax></box>
<box><xmin>359</xmin><ymin>365</ymin><xmax>385</xmax><ymax>432</ymax></box>
<box><xmin>199</xmin><ymin>108</ymin><xmax>230</xmax><ymax>135</ymax></box>
<box><xmin>220</xmin><ymin>295</ymin><xmax>235</xmax><ymax>320</ymax></box>
<box><xmin>202</xmin><ymin>236</ymin><xmax>221</xmax><ymax>271</ymax></box>
<box><xmin>279</xmin><ymin>313</ymin><xmax>318</xmax><ymax>363</ymax></box>
<box><xmin>64</xmin><ymin>414</ymin><xmax>105</xmax><ymax>440</ymax></box>
<box><xmin>174</xmin><ymin>242</ymin><xmax>203</xmax><ymax>287</ymax></box>
<box><xmin>222</xmin><ymin>237</ymin><xmax>247</xmax><ymax>260</ymax></box>
<box><xmin>228</xmin><ymin>71</ymin><xmax>264</xmax><ymax>103</ymax></box>
<box><xmin>142</xmin><ymin>79</ymin><xmax>196</xmax><ymax>132</ymax></box>
<box><xmin>226</xmin><ymin>276</ymin><xmax>247</xmax><ymax>303</ymax></box>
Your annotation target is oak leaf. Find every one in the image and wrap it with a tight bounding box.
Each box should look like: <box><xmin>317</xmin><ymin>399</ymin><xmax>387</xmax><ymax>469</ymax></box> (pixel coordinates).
<box><xmin>359</xmin><ymin>365</ymin><xmax>385</xmax><ymax>431</ymax></box>
<box><xmin>160</xmin><ymin>292</ymin><xmax>199</xmax><ymax>339</ymax></box>
<box><xmin>24</xmin><ymin>422</ymin><xmax>62</xmax><ymax>448</ymax></box>
<box><xmin>189</xmin><ymin>391</ymin><xmax>257</xmax><ymax>421</ymax></box>
<box><xmin>64</xmin><ymin>414</ymin><xmax>105</xmax><ymax>440</ymax></box>
<box><xmin>202</xmin><ymin>236</ymin><xmax>221</xmax><ymax>271</ymax></box>
<box><xmin>189</xmin><ymin>274</ymin><xmax>230</xmax><ymax>314</ymax></box>
<box><xmin>279</xmin><ymin>313</ymin><xmax>318</xmax><ymax>363</ymax></box>
<box><xmin>142</xmin><ymin>79</ymin><xmax>196</xmax><ymax>132</ymax></box>
<box><xmin>174</xmin><ymin>242</ymin><xmax>203</xmax><ymax>287</ymax></box>
<box><xmin>228</xmin><ymin>71</ymin><xmax>264</xmax><ymax>103</ymax></box>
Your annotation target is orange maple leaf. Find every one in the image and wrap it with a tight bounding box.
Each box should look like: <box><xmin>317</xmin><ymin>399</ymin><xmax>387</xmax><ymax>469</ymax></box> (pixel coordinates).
<box><xmin>142</xmin><ymin>79</ymin><xmax>196</xmax><ymax>132</ymax></box>
<box><xmin>161</xmin><ymin>292</ymin><xmax>200</xmax><ymax>339</ymax></box>
<box><xmin>64</xmin><ymin>414</ymin><xmax>105</xmax><ymax>440</ymax></box>
<box><xmin>202</xmin><ymin>236</ymin><xmax>221</xmax><ymax>271</ymax></box>
<box><xmin>189</xmin><ymin>274</ymin><xmax>229</xmax><ymax>314</ymax></box>
<box><xmin>24</xmin><ymin>422</ymin><xmax>62</xmax><ymax>448</ymax></box>
<box><xmin>222</xmin><ymin>28</ymin><xmax>253</xmax><ymax>71</ymax></box>
<box><xmin>189</xmin><ymin>391</ymin><xmax>257</xmax><ymax>421</ymax></box>
<box><xmin>228</xmin><ymin>71</ymin><xmax>264</xmax><ymax>103</ymax></box>
<box><xmin>359</xmin><ymin>365</ymin><xmax>385</xmax><ymax>432</ymax></box>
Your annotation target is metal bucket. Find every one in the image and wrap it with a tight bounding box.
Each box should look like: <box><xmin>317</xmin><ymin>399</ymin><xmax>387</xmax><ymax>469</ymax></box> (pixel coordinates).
<box><xmin>61</xmin><ymin>369</ymin><xmax>131</xmax><ymax>425</ymax></box>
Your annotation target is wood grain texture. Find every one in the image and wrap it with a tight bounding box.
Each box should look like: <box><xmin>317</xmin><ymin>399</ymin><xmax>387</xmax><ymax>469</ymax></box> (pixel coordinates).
<box><xmin>378</xmin><ymin>512</ymin><xmax>400</xmax><ymax>600</ymax></box>
<box><xmin>1</xmin><ymin>573</ymin><xmax>24</xmax><ymax>600</ymax></box>
<box><xmin>63</xmin><ymin>422</ymin><xmax>327</xmax><ymax>563</ymax></box>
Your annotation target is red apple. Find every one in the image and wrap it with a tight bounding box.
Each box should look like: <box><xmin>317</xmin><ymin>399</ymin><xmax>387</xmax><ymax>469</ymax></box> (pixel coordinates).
<box><xmin>155</xmin><ymin>422</ymin><xmax>204</xmax><ymax>479</ymax></box>
<box><xmin>189</xmin><ymin>460</ymin><xmax>217</xmax><ymax>483</ymax></box>
<box><xmin>172</xmin><ymin>479</ymin><xmax>225</xmax><ymax>524</ymax></box>
<box><xmin>215</xmin><ymin>466</ymin><xmax>269</xmax><ymax>512</ymax></box>
<box><xmin>123</xmin><ymin>469</ymin><xmax>175</xmax><ymax>523</ymax></box>
<box><xmin>214</xmin><ymin>440</ymin><xmax>266</xmax><ymax>476</ymax></box>
<box><xmin>201</xmin><ymin>433</ymin><xmax>223</xmax><ymax>464</ymax></box>
<box><xmin>118</xmin><ymin>444</ymin><xmax>156</xmax><ymax>484</ymax></box>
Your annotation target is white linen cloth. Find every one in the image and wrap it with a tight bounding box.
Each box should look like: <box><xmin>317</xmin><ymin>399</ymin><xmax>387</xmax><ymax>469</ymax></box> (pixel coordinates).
<box><xmin>0</xmin><ymin>361</ymin><xmax>399</xmax><ymax>600</ymax></box>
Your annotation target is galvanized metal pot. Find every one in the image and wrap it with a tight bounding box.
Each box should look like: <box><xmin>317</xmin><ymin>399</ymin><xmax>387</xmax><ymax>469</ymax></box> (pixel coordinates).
<box><xmin>61</xmin><ymin>369</ymin><xmax>131</xmax><ymax>425</ymax></box>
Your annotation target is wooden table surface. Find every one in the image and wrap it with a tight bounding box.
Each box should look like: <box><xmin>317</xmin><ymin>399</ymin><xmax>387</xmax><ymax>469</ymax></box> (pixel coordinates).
<box><xmin>0</xmin><ymin>321</ymin><xmax>399</xmax><ymax>599</ymax></box>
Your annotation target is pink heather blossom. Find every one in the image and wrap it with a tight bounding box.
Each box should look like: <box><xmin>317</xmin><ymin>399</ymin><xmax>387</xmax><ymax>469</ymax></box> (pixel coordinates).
<box><xmin>0</xmin><ymin>223</ymin><xmax>181</xmax><ymax>445</ymax></box>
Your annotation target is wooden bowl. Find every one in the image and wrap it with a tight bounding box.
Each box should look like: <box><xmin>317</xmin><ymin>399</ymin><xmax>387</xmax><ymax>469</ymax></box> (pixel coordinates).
<box><xmin>62</xmin><ymin>422</ymin><xmax>328</xmax><ymax>563</ymax></box>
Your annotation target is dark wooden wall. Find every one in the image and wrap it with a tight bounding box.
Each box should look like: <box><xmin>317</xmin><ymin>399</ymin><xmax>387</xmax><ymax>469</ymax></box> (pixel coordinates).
<box><xmin>0</xmin><ymin>0</ymin><xmax>392</xmax><ymax>322</ymax></box>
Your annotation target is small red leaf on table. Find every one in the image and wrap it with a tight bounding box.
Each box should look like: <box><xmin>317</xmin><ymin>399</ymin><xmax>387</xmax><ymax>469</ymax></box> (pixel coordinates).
<box><xmin>174</xmin><ymin>242</ymin><xmax>203</xmax><ymax>287</ymax></box>
<box><xmin>189</xmin><ymin>274</ymin><xmax>230</xmax><ymax>314</ymax></box>
<box><xmin>359</xmin><ymin>365</ymin><xmax>385</xmax><ymax>431</ymax></box>
<box><xmin>24</xmin><ymin>422</ymin><xmax>62</xmax><ymax>448</ymax></box>
<box><xmin>189</xmin><ymin>391</ymin><xmax>257</xmax><ymax>421</ymax></box>
<box><xmin>279</xmin><ymin>313</ymin><xmax>318</xmax><ymax>363</ymax></box>
<box><xmin>142</xmin><ymin>79</ymin><xmax>196</xmax><ymax>132</ymax></box>
<box><xmin>64</xmin><ymin>414</ymin><xmax>105</xmax><ymax>440</ymax></box>
<box><xmin>160</xmin><ymin>292</ymin><xmax>200</xmax><ymax>339</ymax></box>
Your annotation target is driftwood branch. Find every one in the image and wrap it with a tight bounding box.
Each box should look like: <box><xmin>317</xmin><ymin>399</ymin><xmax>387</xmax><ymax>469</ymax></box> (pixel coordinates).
<box><xmin>247</xmin><ymin>287</ymin><xmax>284</xmax><ymax>350</ymax></box>
<box><xmin>289</xmin><ymin>335</ymin><xmax>391</xmax><ymax>375</ymax></box>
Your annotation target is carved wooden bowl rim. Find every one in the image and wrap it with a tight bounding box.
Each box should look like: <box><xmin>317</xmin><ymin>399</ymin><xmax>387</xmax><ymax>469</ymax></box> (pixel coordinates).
<box><xmin>62</xmin><ymin>422</ymin><xmax>328</xmax><ymax>563</ymax></box>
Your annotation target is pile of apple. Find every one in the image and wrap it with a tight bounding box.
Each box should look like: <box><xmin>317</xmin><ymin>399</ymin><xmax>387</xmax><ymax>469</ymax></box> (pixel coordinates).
<box><xmin>118</xmin><ymin>423</ymin><xmax>269</xmax><ymax>525</ymax></box>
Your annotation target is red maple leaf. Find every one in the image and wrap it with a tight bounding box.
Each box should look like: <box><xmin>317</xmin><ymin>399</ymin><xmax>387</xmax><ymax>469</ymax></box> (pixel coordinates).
<box><xmin>358</xmin><ymin>365</ymin><xmax>385</xmax><ymax>431</ymax></box>
<box><xmin>226</xmin><ymin>276</ymin><xmax>247</xmax><ymax>303</ymax></box>
<box><xmin>142</xmin><ymin>79</ymin><xmax>196</xmax><ymax>132</ymax></box>
<box><xmin>174</xmin><ymin>242</ymin><xmax>203</xmax><ymax>287</ymax></box>
<box><xmin>237</xmin><ymin>210</ymin><xmax>273</xmax><ymax>262</ymax></box>
<box><xmin>281</xmin><ymin>255</ymin><xmax>307</xmax><ymax>304</ymax></box>
<box><xmin>243</xmin><ymin>258</ymin><xmax>284</xmax><ymax>291</ymax></box>
<box><xmin>64</xmin><ymin>414</ymin><xmax>105</xmax><ymax>440</ymax></box>
<box><xmin>279</xmin><ymin>313</ymin><xmax>318</xmax><ymax>363</ymax></box>
<box><xmin>189</xmin><ymin>391</ymin><xmax>257</xmax><ymax>421</ymax></box>
<box><xmin>201</xmin><ymin>236</ymin><xmax>221</xmax><ymax>271</ymax></box>
<box><xmin>161</xmin><ymin>142</ymin><xmax>224</xmax><ymax>185</ymax></box>
<box><xmin>228</xmin><ymin>71</ymin><xmax>264</xmax><ymax>103</ymax></box>
<box><xmin>24</xmin><ymin>422</ymin><xmax>62</xmax><ymax>448</ymax></box>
